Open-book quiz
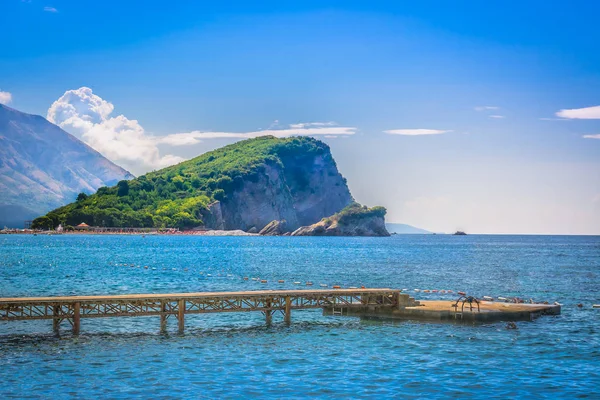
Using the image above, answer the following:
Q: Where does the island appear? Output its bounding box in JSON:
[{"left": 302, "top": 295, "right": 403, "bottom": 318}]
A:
[{"left": 31, "top": 136, "right": 390, "bottom": 236}]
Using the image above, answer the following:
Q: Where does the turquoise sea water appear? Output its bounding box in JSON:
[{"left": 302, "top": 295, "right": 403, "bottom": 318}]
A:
[{"left": 0, "top": 234, "right": 599, "bottom": 398}]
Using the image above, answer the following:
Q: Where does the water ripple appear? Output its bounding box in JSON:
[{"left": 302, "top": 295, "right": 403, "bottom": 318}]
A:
[{"left": 1, "top": 235, "right": 599, "bottom": 398}]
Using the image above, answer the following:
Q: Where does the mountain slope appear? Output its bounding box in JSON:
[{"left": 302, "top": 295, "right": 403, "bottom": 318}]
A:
[
  {"left": 0, "top": 104, "right": 134, "bottom": 227},
  {"left": 35, "top": 136, "right": 355, "bottom": 231},
  {"left": 386, "top": 223, "right": 431, "bottom": 234}
]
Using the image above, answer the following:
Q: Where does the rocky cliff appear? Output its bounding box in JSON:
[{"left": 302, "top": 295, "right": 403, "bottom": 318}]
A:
[
  {"left": 291, "top": 203, "right": 390, "bottom": 236},
  {"left": 216, "top": 150, "right": 352, "bottom": 231},
  {"left": 0, "top": 104, "right": 134, "bottom": 227}
]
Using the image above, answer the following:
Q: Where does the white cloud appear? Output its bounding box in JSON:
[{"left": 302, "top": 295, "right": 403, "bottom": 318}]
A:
[
  {"left": 156, "top": 154, "right": 186, "bottom": 168},
  {"left": 157, "top": 124, "right": 356, "bottom": 146},
  {"left": 474, "top": 106, "right": 499, "bottom": 112},
  {"left": 43, "top": 6, "right": 57, "bottom": 12},
  {"left": 383, "top": 129, "right": 450, "bottom": 136},
  {"left": 289, "top": 122, "right": 336, "bottom": 129},
  {"left": 489, "top": 115, "right": 505, "bottom": 119},
  {"left": 556, "top": 105, "right": 600, "bottom": 119},
  {"left": 583, "top": 134, "right": 600, "bottom": 139},
  {"left": 47, "top": 87, "right": 184, "bottom": 175},
  {"left": 47, "top": 87, "right": 356, "bottom": 174},
  {"left": 539, "top": 117, "right": 570, "bottom": 121},
  {"left": 0, "top": 90, "right": 12, "bottom": 105}
]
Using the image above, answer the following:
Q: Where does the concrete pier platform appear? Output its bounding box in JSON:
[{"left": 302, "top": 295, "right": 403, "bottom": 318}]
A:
[{"left": 325, "top": 299, "right": 561, "bottom": 323}]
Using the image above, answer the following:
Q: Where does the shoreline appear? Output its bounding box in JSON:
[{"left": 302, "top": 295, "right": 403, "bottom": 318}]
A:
[
  {"left": 0, "top": 229, "right": 258, "bottom": 236},
  {"left": 3, "top": 230, "right": 599, "bottom": 237}
]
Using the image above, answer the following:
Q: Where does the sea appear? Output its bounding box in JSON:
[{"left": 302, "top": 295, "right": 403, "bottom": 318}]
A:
[{"left": 0, "top": 234, "right": 599, "bottom": 399}]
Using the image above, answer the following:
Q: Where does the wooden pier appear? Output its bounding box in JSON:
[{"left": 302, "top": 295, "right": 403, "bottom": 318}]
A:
[{"left": 0, "top": 289, "right": 402, "bottom": 334}]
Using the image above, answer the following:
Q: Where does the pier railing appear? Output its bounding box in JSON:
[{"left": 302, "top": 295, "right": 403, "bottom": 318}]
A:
[{"left": 0, "top": 289, "right": 400, "bottom": 334}]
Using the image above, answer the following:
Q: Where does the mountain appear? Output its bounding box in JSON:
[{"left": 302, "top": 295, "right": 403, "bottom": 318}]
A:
[
  {"left": 33, "top": 136, "right": 371, "bottom": 232},
  {"left": 385, "top": 223, "right": 431, "bottom": 234},
  {"left": 0, "top": 104, "right": 134, "bottom": 227}
]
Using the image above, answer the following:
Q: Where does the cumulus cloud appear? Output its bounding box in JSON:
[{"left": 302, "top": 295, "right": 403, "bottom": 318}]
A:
[
  {"left": 157, "top": 124, "right": 356, "bottom": 146},
  {"left": 474, "top": 106, "right": 499, "bottom": 112},
  {"left": 47, "top": 87, "right": 357, "bottom": 174},
  {"left": 583, "top": 134, "right": 600, "bottom": 139},
  {"left": 383, "top": 129, "right": 450, "bottom": 136},
  {"left": 0, "top": 91, "right": 12, "bottom": 105},
  {"left": 47, "top": 87, "right": 184, "bottom": 175},
  {"left": 43, "top": 6, "right": 57, "bottom": 12},
  {"left": 556, "top": 105, "right": 600, "bottom": 119}
]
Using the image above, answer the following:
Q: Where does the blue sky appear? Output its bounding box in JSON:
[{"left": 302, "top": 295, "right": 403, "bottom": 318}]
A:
[{"left": 1, "top": 0, "right": 599, "bottom": 234}]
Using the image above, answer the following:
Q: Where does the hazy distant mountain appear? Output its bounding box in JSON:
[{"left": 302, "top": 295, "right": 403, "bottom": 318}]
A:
[
  {"left": 0, "top": 104, "right": 134, "bottom": 227},
  {"left": 386, "top": 223, "right": 431, "bottom": 234}
]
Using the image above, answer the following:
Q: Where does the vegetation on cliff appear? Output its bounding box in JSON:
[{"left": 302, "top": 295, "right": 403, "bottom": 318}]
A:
[
  {"left": 333, "top": 203, "right": 386, "bottom": 225},
  {"left": 32, "top": 136, "right": 338, "bottom": 230}
]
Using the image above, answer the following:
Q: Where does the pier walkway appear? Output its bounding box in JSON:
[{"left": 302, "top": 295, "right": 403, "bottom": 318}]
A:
[{"left": 0, "top": 288, "right": 403, "bottom": 334}]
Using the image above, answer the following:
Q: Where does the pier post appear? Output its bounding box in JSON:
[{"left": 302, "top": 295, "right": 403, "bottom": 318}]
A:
[
  {"left": 265, "top": 298, "right": 272, "bottom": 326},
  {"left": 393, "top": 292, "right": 400, "bottom": 309},
  {"left": 361, "top": 294, "right": 369, "bottom": 305},
  {"left": 160, "top": 301, "right": 167, "bottom": 332},
  {"left": 52, "top": 305, "right": 60, "bottom": 334},
  {"left": 178, "top": 299, "right": 185, "bottom": 334},
  {"left": 72, "top": 302, "right": 80, "bottom": 335},
  {"left": 284, "top": 296, "right": 291, "bottom": 325}
]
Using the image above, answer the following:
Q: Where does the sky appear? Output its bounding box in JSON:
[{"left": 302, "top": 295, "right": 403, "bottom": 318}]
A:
[{"left": 1, "top": 0, "right": 600, "bottom": 234}]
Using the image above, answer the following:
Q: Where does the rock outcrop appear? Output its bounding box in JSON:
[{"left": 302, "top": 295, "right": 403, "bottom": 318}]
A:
[
  {"left": 291, "top": 204, "right": 390, "bottom": 237},
  {"left": 259, "top": 220, "right": 288, "bottom": 235}
]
